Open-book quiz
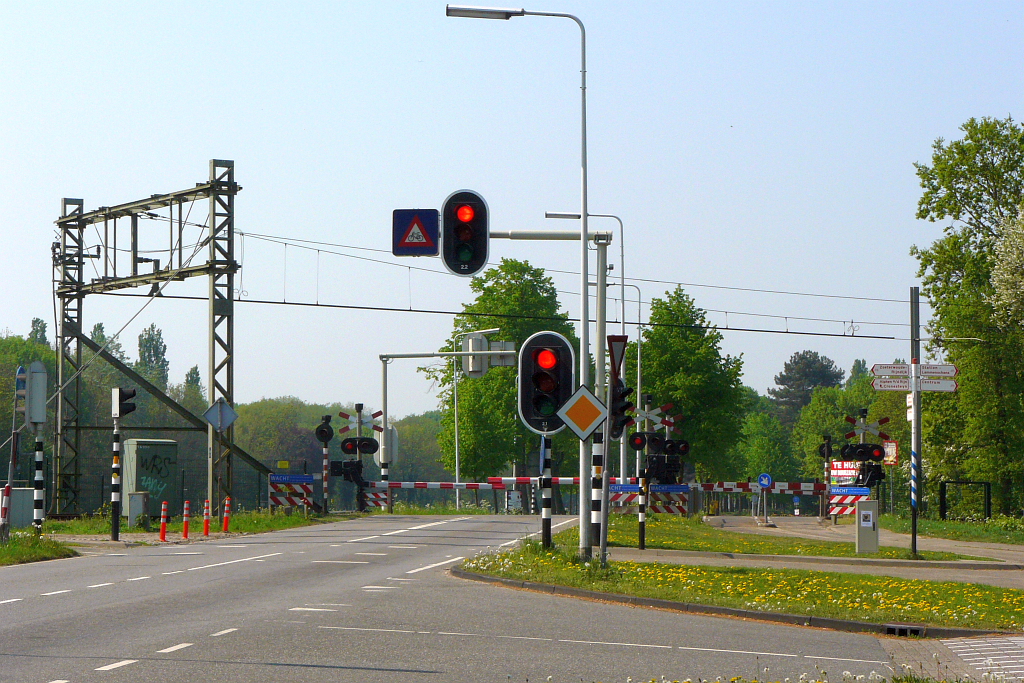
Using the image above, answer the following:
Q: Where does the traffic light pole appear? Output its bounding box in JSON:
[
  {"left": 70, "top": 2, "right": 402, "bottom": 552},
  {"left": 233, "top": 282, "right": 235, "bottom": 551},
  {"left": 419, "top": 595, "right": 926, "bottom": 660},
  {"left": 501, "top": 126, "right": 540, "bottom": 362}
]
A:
[
  {"left": 111, "top": 416, "right": 121, "bottom": 542},
  {"left": 910, "top": 287, "right": 921, "bottom": 557},
  {"left": 540, "top": 436, "right": 552, "bottom": 548}
]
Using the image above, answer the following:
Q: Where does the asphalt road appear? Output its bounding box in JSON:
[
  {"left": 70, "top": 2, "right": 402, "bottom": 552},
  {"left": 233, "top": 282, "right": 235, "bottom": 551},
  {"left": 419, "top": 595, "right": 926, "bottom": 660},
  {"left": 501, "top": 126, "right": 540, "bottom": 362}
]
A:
[{"left": 1, "top": 515, "right": 897, "bottom": 683}]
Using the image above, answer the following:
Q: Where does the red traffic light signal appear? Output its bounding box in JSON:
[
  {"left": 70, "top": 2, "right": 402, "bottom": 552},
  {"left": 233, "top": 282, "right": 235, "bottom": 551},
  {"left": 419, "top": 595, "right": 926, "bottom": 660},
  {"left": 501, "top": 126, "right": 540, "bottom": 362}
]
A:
[
  {"left": 442, "top": 190, "right": 488, "bottom": 277},
  {"left": 518, "top": 331, "right": 575, "bottom": 435},
  {"left": 628, "top": 432, "right": 647, "bottom": 451}
]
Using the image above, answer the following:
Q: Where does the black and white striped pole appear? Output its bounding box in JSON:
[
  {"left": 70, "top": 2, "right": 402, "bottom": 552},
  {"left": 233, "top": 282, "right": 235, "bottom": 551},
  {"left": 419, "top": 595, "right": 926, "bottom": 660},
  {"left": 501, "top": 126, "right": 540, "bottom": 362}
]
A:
[
  {"left": 590, "top": 432, "right": 603, "bottom": 547},
  {"left": 540, "top": 436, "right": 552, "bottom": 548},
  {"left": 638, "top": 468, "right": 646, "bottom": 550},
  {"left": 111, "top": 388, "right": 136, "bottom": 542},
  {"left": 33, "top": 431, "right": 43, "bottom": 535}
]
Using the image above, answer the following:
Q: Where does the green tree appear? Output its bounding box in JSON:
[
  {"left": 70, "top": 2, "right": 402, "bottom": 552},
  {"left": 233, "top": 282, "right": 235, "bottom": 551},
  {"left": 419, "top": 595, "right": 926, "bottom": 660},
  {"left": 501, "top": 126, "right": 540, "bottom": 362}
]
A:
[
  {"left": 911, "top": 116, "right": 1024, "bottom": 515},
  {"left": 636, "top": 286, "right": 745, "bottom": 480},
  {"left": 29, "top": 318, "right": 48, "bottom": 347},
  {"left": 737, "top": 412, "right": 795, "bottom": 482},
  {"left": 791, "top": 386, "right": 863, "bottom": 479},
  {"left": 432, "top": 259, "right": 579, "bottom": 484},
  {"left": 136, "top": 323, "right": 169, "bottom": 389},
  {"left": 768, "top": 351, "right": 845, "bottom": 429},
  {"left": 847, "top": 359, "right": 868, "bottom": 386}
]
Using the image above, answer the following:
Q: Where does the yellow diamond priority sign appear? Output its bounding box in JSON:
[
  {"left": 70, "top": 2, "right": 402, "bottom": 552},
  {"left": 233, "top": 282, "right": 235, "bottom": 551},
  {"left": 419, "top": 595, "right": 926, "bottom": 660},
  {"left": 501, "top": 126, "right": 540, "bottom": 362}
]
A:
[{"left": 556, "top": 385, "right": 607, "bottom": 441}]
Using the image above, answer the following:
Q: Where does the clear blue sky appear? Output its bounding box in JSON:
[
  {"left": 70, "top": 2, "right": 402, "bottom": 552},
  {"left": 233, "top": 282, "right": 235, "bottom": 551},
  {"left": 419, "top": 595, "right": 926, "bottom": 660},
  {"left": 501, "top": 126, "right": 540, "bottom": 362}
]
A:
[{"left": 2, "top": 1, "right": 1021, "bottom": 418}]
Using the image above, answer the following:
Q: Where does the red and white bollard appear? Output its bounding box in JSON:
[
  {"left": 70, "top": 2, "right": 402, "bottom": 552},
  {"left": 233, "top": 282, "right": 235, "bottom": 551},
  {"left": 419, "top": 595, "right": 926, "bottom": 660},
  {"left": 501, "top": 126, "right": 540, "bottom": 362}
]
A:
[
  {"left": 203, "top": 499, "right": 210, "bottom": 537},
  {"left": 0, "top": 485, "right": 10, "bottom": 528},
  {"left": 182, "top": 500, "right": 190, "bottom": 540},
  {"left": 159, "top": 501, "right": 168, "bottom": 542},
  {"left": 222, "top": 496, "right": 231, "bottom": 533}
]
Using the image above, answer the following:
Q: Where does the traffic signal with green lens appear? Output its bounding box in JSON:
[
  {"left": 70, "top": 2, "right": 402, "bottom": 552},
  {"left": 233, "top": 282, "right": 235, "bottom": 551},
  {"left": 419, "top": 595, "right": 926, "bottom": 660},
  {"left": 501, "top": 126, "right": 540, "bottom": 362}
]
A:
[
  {"left": 442, "top": 190, "right": 488, "bottom": 277},
  {"left": 517, "top": 331, "right": 575, "bottom": 435}
]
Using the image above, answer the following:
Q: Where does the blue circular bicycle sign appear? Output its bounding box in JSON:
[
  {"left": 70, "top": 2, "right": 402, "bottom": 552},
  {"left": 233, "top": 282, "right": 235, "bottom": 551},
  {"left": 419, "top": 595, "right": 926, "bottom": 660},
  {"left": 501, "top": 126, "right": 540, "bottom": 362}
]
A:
[{"left": 757, "top": 473, "right": 772, "bottom": 489}]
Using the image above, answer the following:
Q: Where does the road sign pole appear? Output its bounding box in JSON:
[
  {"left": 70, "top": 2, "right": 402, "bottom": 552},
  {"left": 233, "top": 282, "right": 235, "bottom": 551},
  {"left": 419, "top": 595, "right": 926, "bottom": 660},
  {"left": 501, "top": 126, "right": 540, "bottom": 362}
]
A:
[
  {"left": 541, "top": 436, "right": 552, "bottom": 548},
  {"left": 911, "top": 287, "right": 921, "bottom": 556}
]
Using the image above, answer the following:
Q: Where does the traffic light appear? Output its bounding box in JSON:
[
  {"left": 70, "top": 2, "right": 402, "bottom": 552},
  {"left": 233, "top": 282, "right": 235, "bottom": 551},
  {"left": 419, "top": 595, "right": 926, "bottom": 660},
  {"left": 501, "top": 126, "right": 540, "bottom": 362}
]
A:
[
  {"left": 818, "top": 435, "right": 832, "bottom": 459},
  {"left": 645, "top": 454, "right": 681, "bottom": 484},
  {"left": 315, "top": 415, "right": 334, "bottom": 445},
  {"left": 517, "top": 331, "right": 575, "bottom": 435},
  {"left": 608, "top": 378, "right": 635, "bottom": 440},
  {"left": 341, "top": 437, "right": 378, "bottom": 455},
  {"left": 842, "top": 443, "right": 884, "bottom": 462},
  {"left": 111, "top": 387, "right": 136, "bottom": 419},
  {"left": 442, "top": 190, "right": 488, "bottom": 277},
  {"left": 330, "top": 458, "right": 365, "bottom": 483},
  {"left": 627, "top": 432, "right": 647, "bottom": 451},
  {"left": 857, "top": 462, "right": 885, "bottom": 488}
]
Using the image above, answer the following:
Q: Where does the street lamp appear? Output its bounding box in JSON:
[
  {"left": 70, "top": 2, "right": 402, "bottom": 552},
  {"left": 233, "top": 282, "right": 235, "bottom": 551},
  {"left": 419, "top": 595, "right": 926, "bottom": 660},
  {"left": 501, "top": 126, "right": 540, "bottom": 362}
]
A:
[
  {"left": 451, "top": 4, "right": 591, "bottom": 558},
  {"left": 452, "top": 327, "right": 500, "bottom": 509}
]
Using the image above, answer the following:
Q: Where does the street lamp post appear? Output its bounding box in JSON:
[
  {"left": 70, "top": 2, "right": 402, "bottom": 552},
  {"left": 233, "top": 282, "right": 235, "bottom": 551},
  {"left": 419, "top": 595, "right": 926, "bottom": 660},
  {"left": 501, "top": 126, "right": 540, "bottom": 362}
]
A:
[
  {"left": 452, "top": 328, "right": 500, "bottom": 510},
  {"left": 448, "top": 4, "right": 592, "bottom": 558}
]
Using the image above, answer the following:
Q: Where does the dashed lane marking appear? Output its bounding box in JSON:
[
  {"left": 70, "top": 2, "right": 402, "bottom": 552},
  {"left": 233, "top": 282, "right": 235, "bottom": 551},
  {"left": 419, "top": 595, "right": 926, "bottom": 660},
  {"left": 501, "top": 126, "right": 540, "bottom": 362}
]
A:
[
  {"left": 0, "top": 598, "right": 23, "bottom": 604},
  {"left": 386, "top": 577, "right": 416, "bottom": 581},
  {"left": 290, "top": 607, "right": 338, "bottom": 612},
  {"left": 320, "top": 626, "right": 416, "bottom": 634},
  {"left": 41, "top": 590, "right": 71, "bottom": 596},
  {"left": 558, "top": 638, "right": 673, "bottom": 649},
  {"left": 346, "top": 536, "right": 380, "bottom": 543},
  {"left": 217, "top": 545, "right": 247, "bottom": 548},
  {"left": 47, "top": 679, "right": 70, "bottom": 682},
  {"left": 95, "top": 660, "right": 137, "bottom": 671},
  {"left": 162, "top": 571, "right": 185, "bottom": 575},
  {"left": 156, "top": 643, "right": 193, "bottom": 653},
  {"left": 127, "top": 576, "right": 150, "bottom": 582},
  {"left": 406, "top": 556, "right": 464, "bottom": 574},
  {"left": 362, "top": 586, "right": 397, "bottom": 589},
  {"left": 356, "top": 552, "right": 387, "bottom": 556},
  {"left": 187, "top": 552, "right": 282, "bottom": 571},
  {"left": 382, "top": 529, "right": 409, "bottom": 536},
  {"left": 210, "top": 628, "right": 238, "bottom": 637},
  {"left": 312, "top": 560, "right": 369, "bottom": 564},
  {"left": 388, "top": 545, "right": 418, "bottom": 549},
  {"left": 679, "top": 646, "right": 799, "bottom": 658},
  {"left": 88, "top": 583, "right": 113, "bottom": 588},
  {"left": 803, "top": 655, "right": 888, "bottom": 664},
  {"left": 408, "top": 520, "right": 449, "bottom": 530}
]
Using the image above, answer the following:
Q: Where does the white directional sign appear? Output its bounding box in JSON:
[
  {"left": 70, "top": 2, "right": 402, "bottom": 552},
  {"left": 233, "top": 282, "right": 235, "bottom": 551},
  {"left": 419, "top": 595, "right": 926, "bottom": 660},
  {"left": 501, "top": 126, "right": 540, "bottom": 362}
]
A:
[
  {"left": 870, "top": 363, "right": 958, "bottom": 378},
  {"left": 872, "top": 377, "right": 958, "bottom": 393}
]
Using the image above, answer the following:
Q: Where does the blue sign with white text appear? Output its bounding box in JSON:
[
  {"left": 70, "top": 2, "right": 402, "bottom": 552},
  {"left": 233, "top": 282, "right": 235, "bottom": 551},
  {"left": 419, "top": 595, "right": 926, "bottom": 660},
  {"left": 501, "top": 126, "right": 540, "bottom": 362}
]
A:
[
  {"left": 610, "top": 484, "right": 640, "bottom": 493},
  {"left": 269, "top": 474, "right": 315, "bottom": 485},
  {"left": 830, "top": 486, "right": 870, "bottom": 496},
  {"left": 649, "top": 484, "right": 690, "bottom": 493},
  {"left": 393, "top": 209, "right": 439, "bottom": 256}
]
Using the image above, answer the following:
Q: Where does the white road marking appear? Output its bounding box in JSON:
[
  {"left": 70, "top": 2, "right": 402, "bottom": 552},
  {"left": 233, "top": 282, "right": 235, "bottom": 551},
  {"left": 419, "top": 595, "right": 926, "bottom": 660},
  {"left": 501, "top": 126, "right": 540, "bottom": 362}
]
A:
[
  {"left": 439, "top": 631, "right": 476, "bottom": 637},
  {"left": 679, "top": 646, "right": 799, "bottom": 658},
  {"left": 347, "top": 535, "right": 380, "bottom": 542},
  {"left": 560, "top": 638, "right": 672, "bottom": 649},
  {"left": 188, "top": 552, "right": 282, "bottom": 571},
  {"left": 126, "top": 576, "right": 150, "bottom": 582},
  {"left": 173, "top": 552, "right": 202, "bottom": 555},
  {"left": 292, "top": 551, "right": 306, "bottom": 554},
  {"left": 95, "top": 660, "right": 137, "bottom": 671},
  {"left": 406, "top": 556, "right": 464, "bottom": 574},
  {"left": 88, "top": 583, "right": 113, "bottom": 588},
  {"left": 362, "top": 585, "right": 397, "bottom": 589},
  {"left": 41, "top": 590, "right": 71, "bottom": 596},
  {"left": 803, "top": 655, "right": 887, "bottom": 664},
  {"left": 319, "top": 626, "right": 415, "bottom": 634},
  {"left": 386, "top": 577, "right": 416, "bottom": 581},
  {"left": 47, "top": 679, "right": 70, "bottom": 682},
  {"left": 105, "top": 553, "right": 127, "bottom": 556},
  {"left": 356, "top": 552, "right": 387, "bottom": 556},
  {"left": 162, "top": 570, "right": 185, "bottom": 575},
  {"left": 290, "top": 607, "right": 337, "bottom": 612},
  {"left": 388, "top": 545, "right": 418, "bottom": 549},
  {"left": 156, "top": 643, "right": 193, "bottom": 653},
  {"left": 0, "top": 598, "right": 23, "bottom": 604},
  {"left": 210, "top": 628, "right": 238, "bottom": 637},
  {"left": 312, "top": 560, "right": 368, "bottom": 564},
  {"left": 382, "top": 529, "right": 408, "bottom": 536},
  {"left": 408, "top": 520, "right": 449, "bottom": 530},
  {"left": 496, "top": 634, "right": 552, "bottom": 641},
  {"left": 306, "top": 603, "right": 351, "bottom": 607}
]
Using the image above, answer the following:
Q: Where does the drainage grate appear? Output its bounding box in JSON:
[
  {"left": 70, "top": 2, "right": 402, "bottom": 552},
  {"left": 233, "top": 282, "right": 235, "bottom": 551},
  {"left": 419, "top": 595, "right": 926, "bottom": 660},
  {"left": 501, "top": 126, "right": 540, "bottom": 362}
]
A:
[{"left": 885, "top": 624, "right": 924, "bottom": 637}]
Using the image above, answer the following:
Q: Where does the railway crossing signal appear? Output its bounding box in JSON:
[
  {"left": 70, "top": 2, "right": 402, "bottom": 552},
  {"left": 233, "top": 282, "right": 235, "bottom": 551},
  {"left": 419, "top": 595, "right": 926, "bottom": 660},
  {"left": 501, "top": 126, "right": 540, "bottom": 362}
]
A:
[
  {"left": 626, "top": 431, "right": 688, "bottom": 456},
  {"left": 341, "top": 437, "right": 379, "bottom": 456},
  {"left": 818, "top": 434, "right": 832, "bottom": 459},
  {"left": 441, "top": 190, "right": 488, "bottom": 277},
  {"left": 315, "top": 415, "right": 334, "bottom": 444}
]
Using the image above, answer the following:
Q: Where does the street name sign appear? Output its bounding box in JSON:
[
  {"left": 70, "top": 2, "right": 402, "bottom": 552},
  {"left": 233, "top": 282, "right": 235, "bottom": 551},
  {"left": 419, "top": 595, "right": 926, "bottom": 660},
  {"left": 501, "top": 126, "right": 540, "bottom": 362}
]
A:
[
  {"left": 555, "top": 385, "right": 606, "bottom": 441},
  {"left": 871, "top": 377, "right": 958, "bottom": 392},
  {"left": 392, "top": 209, "right": 439, "bottom": 256},
  {"left": 870, "top": 363, "right": 958, "bottom": 378}
]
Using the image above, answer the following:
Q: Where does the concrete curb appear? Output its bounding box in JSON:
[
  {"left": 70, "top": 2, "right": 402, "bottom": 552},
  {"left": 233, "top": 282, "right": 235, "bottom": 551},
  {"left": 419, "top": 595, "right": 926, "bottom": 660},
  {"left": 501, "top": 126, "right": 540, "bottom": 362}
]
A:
[
  {"left": 449, "top": 566, "right": 1006, "bottom": 639},
  {"left": 609, "top": 548, "right": 1024, "bottom": 570}
]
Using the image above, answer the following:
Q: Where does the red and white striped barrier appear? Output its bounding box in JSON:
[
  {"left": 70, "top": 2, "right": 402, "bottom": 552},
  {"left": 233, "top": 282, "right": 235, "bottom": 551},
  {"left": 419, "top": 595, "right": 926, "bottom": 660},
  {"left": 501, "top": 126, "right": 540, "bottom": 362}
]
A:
[
  {"left": 486, "top": 477, "right": 635, "bottom": 486},
  {"left": 829, "top": 494, "right": 869, "bottom": 516},
  {"left": 159, "top": 500, "right": 168, "bottom": 542},
  {"left": 270, "top": 483, "right": 312, "bottom": 508},
  {"left": 698, "top": 482, "right": 826, "bottom": 494},
  {"left": 610, "top": 493, "right": 640, "bottom": 504},
  {"left": 648, "top": 491, "right": 688, "bottom": 514},
  {"left": 648, "top": 504, "right": 687, "bottom": 514},
  {"left": 365, "top": 491, "right": 387, "bottom": 508},
  {"left": 368, "top": 481, "right": 507, "bottom": 490}
]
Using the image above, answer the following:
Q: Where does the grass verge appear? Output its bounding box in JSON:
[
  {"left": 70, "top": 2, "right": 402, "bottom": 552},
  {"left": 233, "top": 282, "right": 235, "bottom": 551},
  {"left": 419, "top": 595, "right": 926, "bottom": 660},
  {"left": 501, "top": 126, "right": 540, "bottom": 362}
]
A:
[
  {"left": 881, "top": 514, "right": 1024, "bottom": 546},
  {"left": 461, "top": 535, "right": 1024, "bottom": 631},
  {"left": 0, "top": 532, "right": 76, "bottom": 566},
  {"left": 608, "top": 514, "right": 969, "bottom": 561}
]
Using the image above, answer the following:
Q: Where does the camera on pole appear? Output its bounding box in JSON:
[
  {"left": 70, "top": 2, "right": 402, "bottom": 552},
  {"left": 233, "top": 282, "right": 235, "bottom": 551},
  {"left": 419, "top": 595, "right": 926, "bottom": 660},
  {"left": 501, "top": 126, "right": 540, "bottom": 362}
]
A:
[
  {"left": 517, "top": 331, "right": 575, "bottom": 435},
  {"left": 441, "top": 190, "right": 488, "bottom": 277}
]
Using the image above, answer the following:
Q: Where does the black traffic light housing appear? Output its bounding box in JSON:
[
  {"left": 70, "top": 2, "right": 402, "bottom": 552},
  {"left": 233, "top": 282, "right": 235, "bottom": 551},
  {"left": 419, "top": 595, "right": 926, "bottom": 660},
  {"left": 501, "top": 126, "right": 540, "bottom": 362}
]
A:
[
  {"left": 517, "top": 331, "right": 575, "bottom": 435},
  {"left": 442, "top": 190, "right": 488, "bottom": 277},
  {"left": 857, "top": 462, "right": 885, "bottom": 488},
  {"left": 626, "top": 431, "right": 688, "bottom": 457},
  {"left": 818, "top": 434, "right": 832, "bottom": 459},
  {"left": 315, "top": 415, "right": 334, "bottom": 445},
  {"left": 341, "top": 437, "right": 379, "bottom": 456},
  {"left": 111, "top": 387, "right": 136, "bottom": 419},
  {"left": 608, "top": 378, "right": 635, "bottom": 440}
]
